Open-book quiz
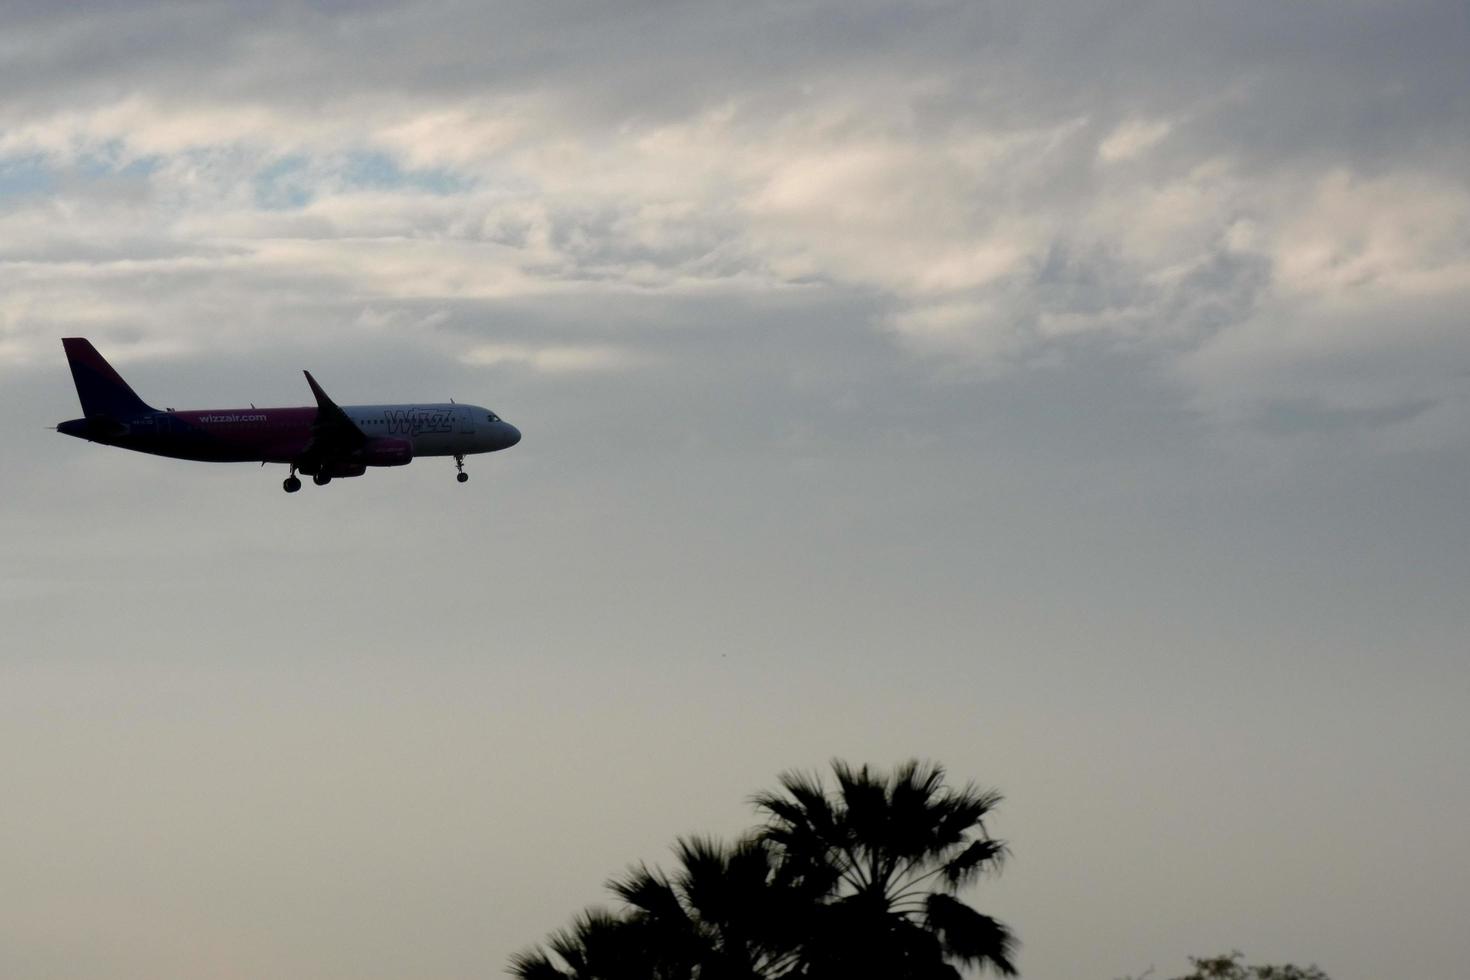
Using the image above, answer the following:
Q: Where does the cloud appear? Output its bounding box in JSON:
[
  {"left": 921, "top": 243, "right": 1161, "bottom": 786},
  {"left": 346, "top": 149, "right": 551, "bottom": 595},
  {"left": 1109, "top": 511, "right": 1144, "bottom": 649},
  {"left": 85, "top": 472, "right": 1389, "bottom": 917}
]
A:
[
  {"left": 1, "top": 1, "right": 1466, "bottom": 447},
  {"left": 459, "top": 342, "right": 644, "bottom": 374},
  {"left": 1253, "top": 396, "right": 1439, "bottom": 436},
  {"left": 1097, "top": 117, "right": 1173, "bottom": 163}
]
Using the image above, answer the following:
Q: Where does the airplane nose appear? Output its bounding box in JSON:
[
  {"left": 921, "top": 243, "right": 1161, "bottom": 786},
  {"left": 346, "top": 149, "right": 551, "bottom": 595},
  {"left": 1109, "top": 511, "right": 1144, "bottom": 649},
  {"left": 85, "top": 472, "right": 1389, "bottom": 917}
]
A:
[{"left": 501, "top": 422, "right": 521, "bottom": 448}]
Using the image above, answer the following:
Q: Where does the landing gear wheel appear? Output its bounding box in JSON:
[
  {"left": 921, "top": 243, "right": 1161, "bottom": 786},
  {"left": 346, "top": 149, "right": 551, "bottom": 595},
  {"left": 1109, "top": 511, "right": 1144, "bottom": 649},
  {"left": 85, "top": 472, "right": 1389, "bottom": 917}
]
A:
[
  {"left": 454, "top": 454, "right": 468, "bottom": 484},
  {"left": 283, "top": 476, "right": 301, "bottom": 493},
  {"left": 313, "top": 473, "right": 332, "bottom": 486},
  {"left": 457, "top": 472, "right": 469, "bottom": 483}
]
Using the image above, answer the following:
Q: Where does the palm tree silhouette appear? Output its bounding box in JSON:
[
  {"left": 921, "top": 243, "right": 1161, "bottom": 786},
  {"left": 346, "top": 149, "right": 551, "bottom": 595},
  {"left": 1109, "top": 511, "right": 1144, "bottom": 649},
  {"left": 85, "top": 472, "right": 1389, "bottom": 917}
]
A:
[
  {"left": 507, "top": 908, "right": 662, "bottom": 980},
  {"left": 752, "top": 759, "right": 1017, "bottom": 978},
  {"left": 508, "top": 760, "right": 1015, "bottom": 980},
  {"left": 510, "top": 837, "right": 811, "bottom": 980},
  {"left": 608, "top": 835, "right": 818, "bottom": 980}
]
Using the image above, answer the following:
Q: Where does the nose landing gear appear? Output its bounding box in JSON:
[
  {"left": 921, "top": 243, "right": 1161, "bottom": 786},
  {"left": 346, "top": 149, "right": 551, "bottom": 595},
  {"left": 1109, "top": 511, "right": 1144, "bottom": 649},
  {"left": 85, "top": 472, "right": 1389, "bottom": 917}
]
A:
[
  {"left": 283, "top": 464, "right": 301, "bottom": 493},
  {"left": 454, "top": 454, "right": 469, "bottom": 483},
  {"left": 313, "top": 472, "right": 332, "bottom": 486}
]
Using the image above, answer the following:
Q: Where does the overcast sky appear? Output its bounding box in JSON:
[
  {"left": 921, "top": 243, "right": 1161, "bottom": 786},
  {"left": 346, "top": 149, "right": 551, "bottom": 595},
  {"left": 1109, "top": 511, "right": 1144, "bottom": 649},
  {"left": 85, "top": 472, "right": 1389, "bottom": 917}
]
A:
[{"left": 2, "top": 2, "right": 1468, "bottom": 978}]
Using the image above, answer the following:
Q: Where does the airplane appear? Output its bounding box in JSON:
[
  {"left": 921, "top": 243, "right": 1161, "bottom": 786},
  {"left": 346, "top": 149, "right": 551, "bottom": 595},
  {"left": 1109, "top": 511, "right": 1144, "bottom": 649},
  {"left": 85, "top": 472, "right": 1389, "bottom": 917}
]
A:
[{"left": 55, "top": 337, "right": 521, "bottom": 492}]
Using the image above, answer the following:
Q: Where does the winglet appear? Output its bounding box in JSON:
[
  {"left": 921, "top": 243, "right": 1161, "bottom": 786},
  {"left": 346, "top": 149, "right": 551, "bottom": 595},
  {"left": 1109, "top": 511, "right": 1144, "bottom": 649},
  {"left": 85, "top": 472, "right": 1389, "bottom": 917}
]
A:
[
  {"left": 303, "top": 370, "right": 338, "bottom": 412},
  {"left": 302, "top": 370, "right": 368, "bottom": 447}
]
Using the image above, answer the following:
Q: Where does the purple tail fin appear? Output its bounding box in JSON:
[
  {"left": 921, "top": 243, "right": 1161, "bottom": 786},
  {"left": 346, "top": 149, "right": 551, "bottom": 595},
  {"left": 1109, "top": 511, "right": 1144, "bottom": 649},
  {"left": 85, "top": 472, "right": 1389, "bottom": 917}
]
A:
[{"left": 61, "top": 338, "right": 156, "bottom": 419}]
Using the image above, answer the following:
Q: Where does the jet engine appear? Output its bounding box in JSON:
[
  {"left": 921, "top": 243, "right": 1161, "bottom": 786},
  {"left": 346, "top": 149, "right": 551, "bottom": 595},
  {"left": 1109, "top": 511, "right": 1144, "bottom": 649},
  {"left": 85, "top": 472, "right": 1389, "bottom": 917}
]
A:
[{"left": 360, "top": 437, "right": 414, "bottom": 467}]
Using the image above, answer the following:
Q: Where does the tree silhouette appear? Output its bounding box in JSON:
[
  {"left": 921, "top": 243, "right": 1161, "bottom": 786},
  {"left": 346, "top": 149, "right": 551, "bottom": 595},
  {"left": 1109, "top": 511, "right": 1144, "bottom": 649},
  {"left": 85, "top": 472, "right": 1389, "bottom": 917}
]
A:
[
  {"left": 508, "top": 760, "right": 1016, "bottom": 980},
  {"left": 608, "top": 835, "right": 819, "bottom": 980},
  {"left": 507, "top": 908, "right": 665, "bottom": 980},
  {"left": 752, "top": 760, "right": 1017, "bottom": 979},
  {"left": 1167, "top": 952, "right": 1330, "bottom": 980},
  {"left": 509, "top": 836, "right": 812, "bottom": 980}
]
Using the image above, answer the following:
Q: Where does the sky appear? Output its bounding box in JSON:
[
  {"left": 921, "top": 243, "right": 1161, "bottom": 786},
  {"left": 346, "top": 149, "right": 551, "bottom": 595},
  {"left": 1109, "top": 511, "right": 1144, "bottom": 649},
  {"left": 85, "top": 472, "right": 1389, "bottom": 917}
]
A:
[{"left": 2, "top": 2, "right": 1468, "bottom": 977}]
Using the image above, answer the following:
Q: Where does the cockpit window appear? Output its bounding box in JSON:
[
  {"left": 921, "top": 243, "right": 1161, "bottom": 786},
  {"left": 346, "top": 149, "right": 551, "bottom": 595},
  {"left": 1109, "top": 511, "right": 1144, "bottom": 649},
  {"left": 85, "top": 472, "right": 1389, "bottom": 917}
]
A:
[{"left": 486, "top": 412, "right": 500, "bottom": 422}]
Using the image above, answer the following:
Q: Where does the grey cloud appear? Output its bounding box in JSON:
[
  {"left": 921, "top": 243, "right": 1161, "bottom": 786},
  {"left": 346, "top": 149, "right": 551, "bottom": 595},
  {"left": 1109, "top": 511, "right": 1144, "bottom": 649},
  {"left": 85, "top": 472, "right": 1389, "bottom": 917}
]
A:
[
  {"left": 1255, "top": 396, "right": 1439, "bottom": 436},
  {"left": 3, "top": 2, "right": 1462, "bottom": 147},
  {"left": 1018, "top": 238, "right": 1273, "bottom": 348}
]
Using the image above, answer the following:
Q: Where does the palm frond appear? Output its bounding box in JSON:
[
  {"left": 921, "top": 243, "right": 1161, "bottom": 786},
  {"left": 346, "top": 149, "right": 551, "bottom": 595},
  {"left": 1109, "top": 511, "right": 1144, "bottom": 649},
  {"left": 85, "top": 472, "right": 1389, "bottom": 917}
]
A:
[
  {"left": 924, "top": 893, "right": 1019, "bottom": 976},
  {"left": 505, "top": 949, "right": 570, "bottom": 980},
  {"left": 940, "top": 837, "right": 1009, "bottom": 889},
  {"left": 608, "top": 863, "right": 687, "bottom": 923}
]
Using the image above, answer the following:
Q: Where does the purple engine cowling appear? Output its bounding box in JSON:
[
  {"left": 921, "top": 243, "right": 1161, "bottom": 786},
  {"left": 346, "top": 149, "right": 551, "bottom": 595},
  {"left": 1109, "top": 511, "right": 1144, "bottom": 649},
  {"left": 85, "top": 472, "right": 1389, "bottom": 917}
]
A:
[
  {"left": 307, "top": 437, "right": 413, "bottom": 478},
  {"left": 360, "top": 437, "right": 414, "bottom": 467}
]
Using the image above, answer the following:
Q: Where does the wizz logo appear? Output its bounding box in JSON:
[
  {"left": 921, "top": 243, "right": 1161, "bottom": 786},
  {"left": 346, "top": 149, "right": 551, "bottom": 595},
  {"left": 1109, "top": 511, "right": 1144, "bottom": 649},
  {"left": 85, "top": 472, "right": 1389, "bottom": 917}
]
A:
[{"left": 384, "top": 409, "right": 454, "bottom": 435}]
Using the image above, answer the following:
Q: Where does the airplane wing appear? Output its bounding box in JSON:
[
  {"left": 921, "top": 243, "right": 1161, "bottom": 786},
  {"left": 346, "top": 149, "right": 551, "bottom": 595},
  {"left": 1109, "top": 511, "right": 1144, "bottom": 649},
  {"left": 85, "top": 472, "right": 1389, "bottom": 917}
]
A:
[{"left": 300, "top": 370, "right": 368, "bottom": 461}]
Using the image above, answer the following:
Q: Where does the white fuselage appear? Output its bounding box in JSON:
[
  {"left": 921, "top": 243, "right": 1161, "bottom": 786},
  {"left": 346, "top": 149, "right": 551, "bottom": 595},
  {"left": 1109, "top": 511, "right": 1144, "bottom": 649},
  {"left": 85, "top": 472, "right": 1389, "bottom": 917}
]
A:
[{"left": 343, "top": 403, "right": 520, "bottom": 457}]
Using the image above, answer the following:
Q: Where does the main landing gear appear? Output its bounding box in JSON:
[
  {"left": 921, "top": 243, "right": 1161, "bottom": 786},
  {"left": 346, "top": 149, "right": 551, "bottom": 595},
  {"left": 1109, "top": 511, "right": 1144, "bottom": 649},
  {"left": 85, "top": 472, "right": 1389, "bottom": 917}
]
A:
[
  {"left": 280, "top": 463, "right": 327, "bottom": 491},
  {"left": 454, "top": 454, "right": 469, "bottom": 483}
]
